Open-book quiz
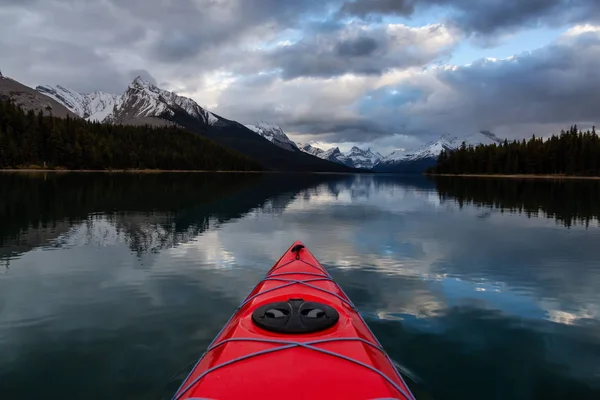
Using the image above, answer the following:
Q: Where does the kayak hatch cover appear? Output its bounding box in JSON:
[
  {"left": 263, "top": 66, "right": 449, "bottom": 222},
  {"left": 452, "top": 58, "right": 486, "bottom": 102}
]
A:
[{"left": 172, "top": 241, "right": 416, "bottom": 400}]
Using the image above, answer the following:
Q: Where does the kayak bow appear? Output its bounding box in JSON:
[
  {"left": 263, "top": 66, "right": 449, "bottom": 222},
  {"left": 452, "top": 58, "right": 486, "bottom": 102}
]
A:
[{"left": 173, "top": 241, "right": 416, "bottom": 400}]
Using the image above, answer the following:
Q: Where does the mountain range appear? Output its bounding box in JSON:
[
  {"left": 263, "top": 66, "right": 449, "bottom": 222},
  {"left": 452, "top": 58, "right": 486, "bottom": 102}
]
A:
[
  {"left": 257, "top": 126, "right": 504, "bottom": 172},
  {"left": 0, "top": 72, "right": 354, "bottom": 172},
  {"left": 373, "top": 132, "right": 504, "bottom": 172},
  {"left": 0, "top": 70, "right": 505, "bottom": 173}
]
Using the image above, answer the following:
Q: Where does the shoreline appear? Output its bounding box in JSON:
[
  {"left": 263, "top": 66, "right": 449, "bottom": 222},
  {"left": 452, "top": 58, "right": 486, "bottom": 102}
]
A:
[
  {"left": 0, "top": 169, "right": 360, "bottom": 175},
  {"left": 426, "top": 173, "right": 600, "bottom": 180},
  {"left": 0, "top": 169, "right": 265, "bottom": 173}
]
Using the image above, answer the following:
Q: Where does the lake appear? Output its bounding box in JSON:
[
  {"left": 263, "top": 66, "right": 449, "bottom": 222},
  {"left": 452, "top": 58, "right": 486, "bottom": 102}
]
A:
[{"left": 1, "top": 172, "right": 599, "bottom": 399}]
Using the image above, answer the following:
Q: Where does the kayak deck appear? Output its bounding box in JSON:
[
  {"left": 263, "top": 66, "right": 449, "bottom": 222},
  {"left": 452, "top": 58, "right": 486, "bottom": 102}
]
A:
[{"left": 173, "top": 242, "right": 415, "bottom": 400}]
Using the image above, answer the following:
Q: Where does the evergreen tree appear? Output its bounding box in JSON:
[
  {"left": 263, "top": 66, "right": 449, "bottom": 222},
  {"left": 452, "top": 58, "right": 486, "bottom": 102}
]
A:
[
  {"left": 0, "top": 99, "right": 262, "bottom": 171},
  {"left": 428, "top": 126, "right": 600, "bottom": 176}
]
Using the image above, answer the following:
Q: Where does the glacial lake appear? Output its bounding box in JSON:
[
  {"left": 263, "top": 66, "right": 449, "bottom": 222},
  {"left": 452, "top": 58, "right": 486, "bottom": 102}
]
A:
[{"left": 0, "top": 172, "right": 599, "bottom": 399}]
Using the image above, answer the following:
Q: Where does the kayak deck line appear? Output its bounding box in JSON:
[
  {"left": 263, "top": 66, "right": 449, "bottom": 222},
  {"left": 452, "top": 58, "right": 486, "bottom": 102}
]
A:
[
  {"left": 175, "top": 337, "right": 411, "bottom": 400},
  {"left": 172, "top": 242, "right": 417, "bottom": 400},
  {"left": 243, "top": 275, "right": 356, "bottom": 310}
]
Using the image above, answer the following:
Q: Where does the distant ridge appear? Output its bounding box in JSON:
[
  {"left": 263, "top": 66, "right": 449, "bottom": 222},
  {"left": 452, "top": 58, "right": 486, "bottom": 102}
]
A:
[{"left": 0, "top": 73, "right": 77, "bottom": 118}]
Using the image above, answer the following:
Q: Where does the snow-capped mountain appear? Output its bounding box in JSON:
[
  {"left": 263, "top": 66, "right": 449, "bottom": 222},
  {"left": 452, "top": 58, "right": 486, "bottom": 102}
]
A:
[
  {"left": 381, "top": 134, "right": 457, "bottom": 165},
  {"left": 242, "top": 123, "right": 379, "bottom": 168},
  {"left": 345, "top": 146, "right": 384, "bottom": 169},
  {"left": 297, "top": 143, "right": 382, "bottom": 169},
  {"left": 375, "top": 131, "right": 505, "bottom": 172},
  {"left": 319, "top": 147, "right": 351, "bottom": 166},
  {"left": 38, "top": 77, "right": 222, "bottom": 127},
  {"left": 245, "top": 122, "right": 299, "bottom": 152},
  {"left": 106, "top": 77, "right": 220, "bottom": 126},
  {"left": 36, "top": 85, "right": 118, "bottom": 122},
  {"left": 297, "top": 142, "right": 324, "bottom": 157}
]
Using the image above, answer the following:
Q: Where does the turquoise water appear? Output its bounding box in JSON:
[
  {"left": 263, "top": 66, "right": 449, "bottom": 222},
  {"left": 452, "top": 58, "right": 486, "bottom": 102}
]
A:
[{"left": 0, "top": 172, "right": 599, "bottom": 399}]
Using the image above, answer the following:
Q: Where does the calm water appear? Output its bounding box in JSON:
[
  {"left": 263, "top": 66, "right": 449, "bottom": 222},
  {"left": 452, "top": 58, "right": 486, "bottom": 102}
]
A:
[{"left": 1, "top": 172, "right": 599, "bottom": 399}]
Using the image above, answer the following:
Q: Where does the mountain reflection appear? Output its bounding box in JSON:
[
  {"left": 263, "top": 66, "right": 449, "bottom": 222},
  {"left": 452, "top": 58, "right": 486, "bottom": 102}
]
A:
[
  {"left": 4, "top": 173, "right": 600, "bottom": 260},
  {"left": 0, "top": 172, "right": 346, "bottom": 259}
]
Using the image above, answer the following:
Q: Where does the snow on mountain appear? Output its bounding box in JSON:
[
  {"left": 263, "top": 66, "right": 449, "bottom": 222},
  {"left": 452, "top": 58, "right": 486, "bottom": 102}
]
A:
[
  {"left": 38, "top": 77, "right": 224, "bottom": 129},
  {"left": 345, "top": 146, "right": 384, "bottom": 169},
  {"left": 36, "top": 85, "right": 118, "bottom": 122},
  {"left": 319, "top": 147, "right": 352, "bottom": 166},
  {"left": 243, "top": 126, "right": 381, "bottom": 168},
  {"left": 297, "top": 143, "right": 382, "bottom": 169},
  {"left": 297, "top": 142, "right": 324, "bottom": 157},
  {"left": 245, "top": 122, "right": 299, "bottom": 152},
  {"left": 380, "top": 132, "right": 505, "bottom": 166},
  {"left": 106, "top": 77, "right": 220, "bottom": 126},
  {"left": 381, "top": 135, "right": 456, "bottom": 164}
]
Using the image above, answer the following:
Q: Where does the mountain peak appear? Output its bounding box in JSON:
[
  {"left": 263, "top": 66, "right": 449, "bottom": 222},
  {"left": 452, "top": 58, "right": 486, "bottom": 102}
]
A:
[
  {"left": 296, "top": 143, "right": 382, "bottom": 169},
  {"left": 35, "top": 84, "right": 119, "bottom": 122},
  {"left": 246, "top": 122, "right": 299, "bottom": 152},
  {"left": 131, "top": 76, "right": 152, "bottom": 88},
  {"left": 297, "top": 142, "right": 325, "bottom": 157},
  {"left": 105, "top": 77, "right": 220, "bottom": 126}
]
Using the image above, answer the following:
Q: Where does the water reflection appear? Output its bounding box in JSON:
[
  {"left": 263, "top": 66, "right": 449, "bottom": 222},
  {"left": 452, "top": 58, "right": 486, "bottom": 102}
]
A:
[
  {"left": 0, "top": 172, "right": 599, "bottom": 399},
  {"left": 433, "top": 176, "right": 600, "bottom": 228},
  {"left": 0, "top": 172, "right": 343, "bottom": 258}
]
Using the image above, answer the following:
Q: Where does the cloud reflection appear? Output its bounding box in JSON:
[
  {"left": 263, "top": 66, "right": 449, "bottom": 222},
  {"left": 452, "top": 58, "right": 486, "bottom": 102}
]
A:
[{"left": 1, "top": 173, "right": 600, "bottom": 399}]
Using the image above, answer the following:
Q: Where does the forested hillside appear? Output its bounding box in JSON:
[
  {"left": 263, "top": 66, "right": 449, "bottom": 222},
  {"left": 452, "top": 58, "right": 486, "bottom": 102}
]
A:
[
  {"left": 0, "top": 99, "right": 262, "bottom": 171},
  {"left": 429, "top": 126, "right": 600, "bottom": 176}
]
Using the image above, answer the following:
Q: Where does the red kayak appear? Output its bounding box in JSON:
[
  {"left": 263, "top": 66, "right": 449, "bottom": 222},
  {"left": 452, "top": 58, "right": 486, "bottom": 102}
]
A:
[{"left": 173, "top": 241, "right": 416, "bottom": 400}]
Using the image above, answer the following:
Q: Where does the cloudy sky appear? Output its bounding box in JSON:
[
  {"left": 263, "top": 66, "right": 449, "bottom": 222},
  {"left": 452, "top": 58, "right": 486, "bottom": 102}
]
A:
[{"left": 2, "top": 0, "right": 600, "bottom": 153}]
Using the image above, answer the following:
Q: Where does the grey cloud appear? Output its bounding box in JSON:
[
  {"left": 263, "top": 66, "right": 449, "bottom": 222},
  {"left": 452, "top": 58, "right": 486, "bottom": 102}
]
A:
[
  {"left": 288, "top": 118, "right": 389, "bottom": 143},
  {"left": 438, "top": 36, "right": 600, "bottom": 124},
  {"left": 336, "top": 36, "right": 379, "bottom": 57},
  {"left": 340, "top": 0, "right": 600, "bottom": 36},
  {"left": 217, "top": 28, "right": 600, "bottom": 146},
  {"left": 130, "top": 0, "right": 337, "bottom": 63},
  {"left": 267, "top": 23, "right": 457, "bottom": 80},
  {"left": 0, "top": 0, "right": 454, "bottom": 95},
  {"left": 340, "top": 0, "right": 417, "bottom": 18},
  {"left": 447, "top": 0, "right": 598, "bottom": 36},
  {"left": 0, "top": 37, "right": 130, "bottom": 93},
  {"left": 0, "top": 0, "right": 148, "bottom": 92},
  {"left": 152, "top": 30, "right": 208, "bottom": 62},
  {"left": 236, "top": 73, "right": 279, "bottom": 89},
  {"left": 216, "top": 81, "right": 390, "bottom": 143},
  {"left": 366, "top": 31, "right": 600, "bottom": 140},
  {"left": 0, "top": 0, "right": 341, "bottom": 92},
  {"left": 4, "top": 0, "right": 600, "bottom": 149}
]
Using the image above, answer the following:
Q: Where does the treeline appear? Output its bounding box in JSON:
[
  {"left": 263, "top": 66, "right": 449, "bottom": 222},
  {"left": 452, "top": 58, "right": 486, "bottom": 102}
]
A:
[
  {"left": 429, "top": 125, "right": 600, "bottom": 176},
  {"left": 433, "top": 177, "right": 600, "bottom": 228},
  {"left": 0, "top": 99, "right": 262, "bottom": 171}
]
